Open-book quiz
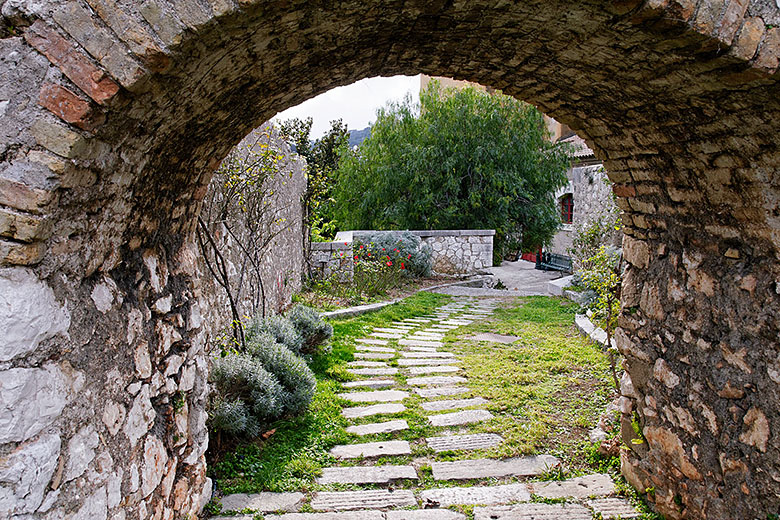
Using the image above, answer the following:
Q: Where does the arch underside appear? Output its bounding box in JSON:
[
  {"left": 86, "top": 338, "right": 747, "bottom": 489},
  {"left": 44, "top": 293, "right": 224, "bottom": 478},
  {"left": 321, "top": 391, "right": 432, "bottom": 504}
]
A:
[{"left": 1, "top": 1, "right": 779, "bottom": 519}]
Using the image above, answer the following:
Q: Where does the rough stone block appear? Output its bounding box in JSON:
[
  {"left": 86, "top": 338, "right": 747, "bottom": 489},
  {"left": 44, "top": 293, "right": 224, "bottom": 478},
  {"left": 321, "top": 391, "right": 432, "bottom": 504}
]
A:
[
  {"left": 385, "top": 510, "right": 466, "bottom": 519},
  {"left": 408, "top": 376, "right": 467, "bottom": 386},
  {"left": 473, "top": 503, "right": 592, "bottom": 519},
  {"left": 399, "top": 339, "right": 443, "bottom": 348},
  {"left": 397, "top": 358, "right": 457, "bottom": 366},
  {"left": 530, "top": 473, "right": 615, "bottom": 498},
  {"left": 329, "top": 440, "right": 411, "bottom": 459},
  {"left": 420, "top": 483, "right": 530, "bottom": 506},
  {"left": 0, "top": 433, "right": 61, "bottom": 515},
  {"left": 422, "top": 397, "right": 489, "bottom": 412},
  {"left": 342, "top": 379, "right": 395, "bottom": 389},
  {"left": 24, "top": 21, "right": 120, "bottom": 104},
  {"left": 407, "top": 365, "right": 461, "bottom": 375},
  {"left": 30, "top": 119, "right": 88, "bottom": 159},
  {"left": 0, "top": 267, "right": 70, "bottom": 362},
  {"left": 220, "top": 492, "right": 305, "bottom": 513},
  {"left": 348, "top": 360, "right": 389, "bottom": 367},
  {"left": 402, "top": 351, "right": 454, "bottom": 358},
  {"left": 342, "top": 403, "right": 405, "bottom": 418},
  {"left": 586, "top": 498, "right": 641, "bottom": 519},
  {"left": 338, "top": 391, "right": 408, "bottom": 403},
  {"left": 347, "top": 368, "right": 398, "bottom": 376},
  {"left": 311, "top": 490, "right": 417, "bottom": 511},
  {"left": 414, "top": 387, "right": 469, "bottom": 398},
  {"left": 356, "top": 338, "right": 390, "bottom": 346},
  {"left": 355, "top": 352, "right": 394, "bottom": 360},
  {"left": 426, "top": 433, "right": 504, "bottom": 452},
  {"left": 427, "top": 409, "right": 493, "bottom": 427},
  {"left": 431, "top": 455, "right": 560, "bottom": 480},
  {"left": 346, "top": 419, "right": 409, "bottom": 436},
  {"left": 317, "top": 465, "right": 417, "bottom": 484},
  {"left": 0, "top": 365, "right": 67, "bottom": 443},
  {"left": 265, "top": 513, "right": 383, "bottom": 520}
]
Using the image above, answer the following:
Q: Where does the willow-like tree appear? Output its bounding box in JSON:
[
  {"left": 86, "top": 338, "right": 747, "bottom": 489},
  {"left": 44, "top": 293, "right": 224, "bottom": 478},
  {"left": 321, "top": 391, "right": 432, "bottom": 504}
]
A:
[{"left": 334, "top": 81, "right": 572, "bottom": 262}]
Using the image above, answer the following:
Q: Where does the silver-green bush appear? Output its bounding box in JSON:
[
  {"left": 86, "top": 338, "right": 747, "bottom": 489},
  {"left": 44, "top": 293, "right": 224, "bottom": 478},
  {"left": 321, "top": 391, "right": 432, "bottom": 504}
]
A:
[
  {"left": 355, "top": 231, "right": 433, "bottom": 277},
  {"left": 246, "top": 314, "right": 305, "bottom": 355},
  {"left": 208, "top": 353, "right": 285, "bottom": 436},
  {"left": 247, "top": 332, "right": 316, "bottom": 415},
  {"left": 287, "top": 304, "right": 333, "bottom": 354}
]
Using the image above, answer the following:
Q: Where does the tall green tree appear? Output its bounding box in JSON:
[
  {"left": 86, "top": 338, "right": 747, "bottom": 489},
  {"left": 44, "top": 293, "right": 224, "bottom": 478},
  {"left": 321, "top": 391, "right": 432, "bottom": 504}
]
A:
[
  {"left": 334, "top": 82, "right": 572, "bottom": 262},
  {"left": 280, "top": 117, "right": 349, "bottom": 242}
]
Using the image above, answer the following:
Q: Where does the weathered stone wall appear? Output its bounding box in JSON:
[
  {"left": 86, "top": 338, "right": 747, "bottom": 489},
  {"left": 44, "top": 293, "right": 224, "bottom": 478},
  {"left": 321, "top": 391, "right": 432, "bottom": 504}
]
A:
[
  {"left": 329, "top": 230, "right": 495, "bottom": 277},
  {"left": 198, "top": 123, "right": 305, "bottom": 330},
  {"left": 310, "top": 241, "right": 353, "bottom": 281},
  {"left": 416, "top": 230, "right": 494, "bottom": 274},
  {"left": 0, "top": 1, "right": 778, "bottom": 519},
  {"left": 549, "top": 164, "right": 621, "bottom": 256}
]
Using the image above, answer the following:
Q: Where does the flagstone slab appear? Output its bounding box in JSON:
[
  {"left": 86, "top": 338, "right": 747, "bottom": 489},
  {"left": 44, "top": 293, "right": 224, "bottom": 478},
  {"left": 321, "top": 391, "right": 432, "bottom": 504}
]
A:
[
  {"left": 586, "top": 498, "right": 641, "bottom": 519},
  {"left": 265, "top": 513, "right": 384, "bottom": 520},
  {"left": 371, "top": 333, "right": 404, "bottom": 339},
  {"left": 467, "top": 333, "right": 521, "bottom": 344},
  {"left": 422, "top": 397, "right": 489, "bottom": 412},
  {"left": 408, "top": 346, "right": 439, "bottom": 353},
  {"left": 356, "top": 339, "right": 389, "bottom": 346},
  {"left": 347, "top": 368, "right": 398, "bottom": 376},
  {"left": 343, "top": 379, "right": 395, "bottom": 389},
  {"left": 348, "top": 360, "right": 389, "bottom": 367},
  {"left": 219, "top": 492, "right": 305, "bottom": 513},
  {"left": 338, "top": 390, "right": 409, "bottom": 403},
  {"left": 427, "top": 409, "right": 493, "bottom": 427},
  {"left": 414, "top": 387, "right": 470, "bottom": 398},
  {"left": 426, "top": 433, "right": 503, "bottom": 452},
  {"left": 329, "top": 440, "right": 412, "bottom": 459},
  {"left": 386, "top": 511, "right": 466, "bottom": 520},
  {"left": 408, "top": 335, "right": 445, "bottom": 342},
  {"left": 355, "top": 352, "right": 395, "bottom": 360},
  {"left": 374, "top": 328, "right": 411, "bottom": 334},
  {"left": 473, "top": 503, "right": 592, "bottom": 520},
  {"left": 530, "top": 473, "right": 615, "bottom": 499},
  {"left": 440, "top": 320, "right": 473, "bottom": 326},
  {"left": 402, "top": 351, "right": 455, "bottom": 358},
  {"left": 432, "top": 455, "right": 560, "bottom": 481},
  {"left": 311, "top": 490, "right": 417, "bottom": 511},
  {"left": 420, "top": 483, "right": 530, "bottom": 506},
  {"left": 403, "top": 318, "right": 431, "bottom": 323},
  {"left": 408, "top": 365, "right": 461, "bottom": 375},
  {"left": 356, "top": 345, "right": 395, "bottom": 353},
  {"left": 409, "top": 332, "right": 444, "bottom": 338},
  {"left": 408, "top": 376, "right": 467, "bottom": 386},
  {"left": 398, "top": 358, "right": 458, "bottom": 366},
  {"left": 342, "top": 403, "right": 405, "bottom": 418},
  {"left": 399, "top": 339, "right": 444, "bottom": 348},
  {"left": 317, "top": 465, "right": 418, "bottom": 484},
  {"left": 428, "top": 325, "right": 458, "bottom": 330},
  {"left": 346, "top": 419, "right": 409, "bottom": 436}
]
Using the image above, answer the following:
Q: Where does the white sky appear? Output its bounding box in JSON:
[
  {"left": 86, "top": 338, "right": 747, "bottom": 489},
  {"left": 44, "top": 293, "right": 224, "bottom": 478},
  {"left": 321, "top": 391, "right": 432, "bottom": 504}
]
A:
[{"left": 272, "top": 75, "right": 421, "bottom": 139}]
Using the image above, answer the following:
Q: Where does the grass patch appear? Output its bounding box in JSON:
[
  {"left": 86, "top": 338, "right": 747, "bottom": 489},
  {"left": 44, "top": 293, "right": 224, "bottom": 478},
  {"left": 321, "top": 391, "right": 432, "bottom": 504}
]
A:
[{"left": 452, "top": 296, "right": 617, "bottom": 470}]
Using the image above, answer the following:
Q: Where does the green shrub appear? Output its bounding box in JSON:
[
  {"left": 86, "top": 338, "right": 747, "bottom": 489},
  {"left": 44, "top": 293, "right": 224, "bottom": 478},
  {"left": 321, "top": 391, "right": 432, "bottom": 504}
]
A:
[
  {"left": 287, "top": 304, "right": 333, "bottom": 353},
  {"left": 247, "top": 332, "right": 316, "bottom": 416},
  {"left": 247, "top": 314, "right": 305, "bottom": 355},
  {"left": 209, "top": 353, "right": 285, "bottom": 436}
]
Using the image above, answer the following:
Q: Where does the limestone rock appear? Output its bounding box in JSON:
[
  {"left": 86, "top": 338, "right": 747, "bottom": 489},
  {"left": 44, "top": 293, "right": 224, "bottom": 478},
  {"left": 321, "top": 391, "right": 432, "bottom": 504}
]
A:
[
  {"left": 0, "top": 433, "right": 61, "bottom": 515},
  {"left": 0, "top": 365, "right": 67, "bottom": 443},
  {"left": 220, "top": 492, "right": 305, "bottom": 512}
]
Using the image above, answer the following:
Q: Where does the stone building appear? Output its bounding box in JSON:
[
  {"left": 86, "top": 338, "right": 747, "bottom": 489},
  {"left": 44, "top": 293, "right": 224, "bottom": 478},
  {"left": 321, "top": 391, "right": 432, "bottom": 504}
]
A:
[{"left": 547, "top": 130, "right": 621, "bottom": 259}]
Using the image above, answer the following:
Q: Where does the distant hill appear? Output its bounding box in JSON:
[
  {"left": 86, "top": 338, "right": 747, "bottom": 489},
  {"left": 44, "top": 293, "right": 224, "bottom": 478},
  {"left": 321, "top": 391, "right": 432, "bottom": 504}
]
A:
[{"left": 348, "top": 126, "right": 371, "bottom": 148}]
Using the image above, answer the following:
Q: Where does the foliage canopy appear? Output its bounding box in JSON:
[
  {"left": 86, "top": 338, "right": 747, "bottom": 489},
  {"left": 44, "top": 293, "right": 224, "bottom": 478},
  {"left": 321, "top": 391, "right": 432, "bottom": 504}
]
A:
[{"left": 334, "top": 82, "right": 572, "bottom": 259}]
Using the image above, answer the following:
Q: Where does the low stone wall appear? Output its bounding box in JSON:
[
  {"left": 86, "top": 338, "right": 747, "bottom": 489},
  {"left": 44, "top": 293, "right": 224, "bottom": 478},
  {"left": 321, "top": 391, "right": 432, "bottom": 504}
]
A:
[
  {"left": 414, "top": 230, "right": 494, "bottom": 274},
  {"left": 316, "top": 230, "right": 494, "bottom": 279},
  {"left": 310, "top": 241, "right": 353, "bottom": 281}
]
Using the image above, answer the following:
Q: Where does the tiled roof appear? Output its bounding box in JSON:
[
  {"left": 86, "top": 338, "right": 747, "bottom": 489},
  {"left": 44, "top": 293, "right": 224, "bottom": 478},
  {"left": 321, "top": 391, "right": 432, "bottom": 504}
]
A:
[{"left": 558, "top": 134, "right": 595, "bottom": 159}]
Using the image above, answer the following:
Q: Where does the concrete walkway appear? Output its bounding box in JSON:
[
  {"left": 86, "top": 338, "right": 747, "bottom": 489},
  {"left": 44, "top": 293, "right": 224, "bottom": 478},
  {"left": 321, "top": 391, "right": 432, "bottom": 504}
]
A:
[{"left": 431, "top": 260, "right": 563, "bottom": 297}]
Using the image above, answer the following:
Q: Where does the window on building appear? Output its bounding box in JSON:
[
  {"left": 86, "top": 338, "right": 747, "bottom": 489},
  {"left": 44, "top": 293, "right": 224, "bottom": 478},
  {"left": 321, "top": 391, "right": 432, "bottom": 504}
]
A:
[{"left": 560, "top": 194, "right": 573, "bottom": 224}]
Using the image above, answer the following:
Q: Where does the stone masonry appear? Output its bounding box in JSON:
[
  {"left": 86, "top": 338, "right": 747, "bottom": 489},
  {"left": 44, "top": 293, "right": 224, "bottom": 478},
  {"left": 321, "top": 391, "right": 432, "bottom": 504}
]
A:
[
  {"left": 325, "top": 229, "right": 494, "bottom": 279},
  {"left": 0, "top": 1, "right": 779, "bottom": 519}
]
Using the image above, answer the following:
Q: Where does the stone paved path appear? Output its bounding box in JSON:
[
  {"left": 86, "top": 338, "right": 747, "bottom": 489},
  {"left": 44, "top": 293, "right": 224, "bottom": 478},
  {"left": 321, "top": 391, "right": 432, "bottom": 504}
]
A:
[{"left": 214, "top": 298, "right": 640, "bottom": 519}]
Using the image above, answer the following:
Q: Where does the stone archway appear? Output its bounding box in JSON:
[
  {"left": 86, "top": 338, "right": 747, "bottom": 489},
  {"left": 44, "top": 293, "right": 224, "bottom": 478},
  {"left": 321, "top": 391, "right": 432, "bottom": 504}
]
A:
[{"left": 1, "top": 1, "right": 778, "bottom": 518}]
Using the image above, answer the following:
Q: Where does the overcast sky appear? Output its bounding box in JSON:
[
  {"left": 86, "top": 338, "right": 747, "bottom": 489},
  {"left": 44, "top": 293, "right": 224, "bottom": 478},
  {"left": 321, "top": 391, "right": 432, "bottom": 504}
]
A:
[{"left": 272, "top": 75, "right": 421, "bottom": 138}]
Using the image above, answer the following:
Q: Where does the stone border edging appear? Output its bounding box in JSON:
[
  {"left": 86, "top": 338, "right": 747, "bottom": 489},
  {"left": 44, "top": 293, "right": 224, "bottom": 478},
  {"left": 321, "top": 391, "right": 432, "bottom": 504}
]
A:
[{"left": 574, "top": 313, "right": 615, "bottom": 348}]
